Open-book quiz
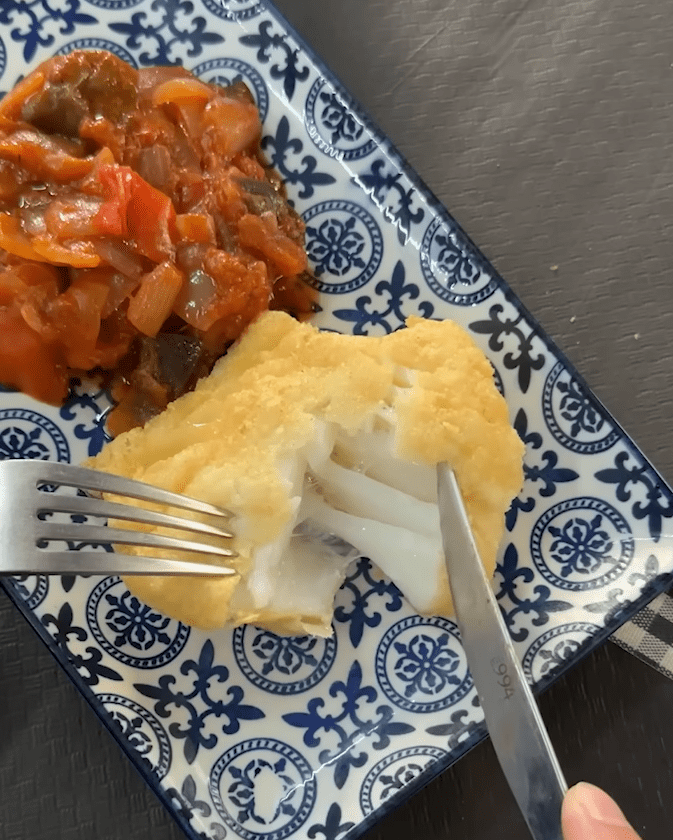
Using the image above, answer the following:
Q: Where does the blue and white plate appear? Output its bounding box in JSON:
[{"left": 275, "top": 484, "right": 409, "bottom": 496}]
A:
[{"left": 1, "top": 2, "right": 672, "bottom": 839}]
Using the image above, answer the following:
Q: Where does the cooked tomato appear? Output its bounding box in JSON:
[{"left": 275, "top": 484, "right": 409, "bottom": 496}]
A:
[
  {"left": 0, "top": 50, "right": 317, "bottom": 431},
  {"left": 0, "top": 309, "right": 68, "bottom": 404}
]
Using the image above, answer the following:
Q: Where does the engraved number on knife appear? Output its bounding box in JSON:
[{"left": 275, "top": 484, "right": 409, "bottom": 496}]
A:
[{"left": 491, "top": 658, "right": 515, "bottom": 700}]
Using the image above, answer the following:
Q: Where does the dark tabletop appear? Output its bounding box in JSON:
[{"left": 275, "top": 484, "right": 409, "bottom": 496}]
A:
[{"left": 2, "top": 0, "right": 673, "bottom": 838}]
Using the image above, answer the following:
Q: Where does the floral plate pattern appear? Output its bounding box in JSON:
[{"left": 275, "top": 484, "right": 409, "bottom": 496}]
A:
[{"left": 1, "top": 2, "right": 672, "bottom": 839}]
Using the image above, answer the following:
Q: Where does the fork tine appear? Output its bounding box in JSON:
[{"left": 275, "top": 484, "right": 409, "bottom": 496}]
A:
[
  {"left": 0, "top": 460, "right": 241, "bottom": 576},
  {"left": 24, "top": 552, "right": 237, "bottom": 576},
  {"left": 38, "top": 523, "right": 237, "bottom": 557},
  {"left": 41, "top": 494, "right": 235, "bottom": 539},
  {"left": 26, "top": 462, "right": 233, "bottom": 520}
]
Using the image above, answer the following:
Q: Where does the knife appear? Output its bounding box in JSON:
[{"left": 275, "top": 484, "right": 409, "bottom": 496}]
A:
[{"left": 437, "top": 463, "right": 567, "bottom": 840}]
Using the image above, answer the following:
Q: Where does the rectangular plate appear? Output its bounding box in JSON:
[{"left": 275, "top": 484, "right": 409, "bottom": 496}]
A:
[{"left": 1, "top": 1, "right": 672, "bottom": 839}]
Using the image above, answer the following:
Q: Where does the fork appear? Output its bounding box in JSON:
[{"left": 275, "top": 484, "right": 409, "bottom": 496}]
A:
[{"left": 0, "top": 460, "right": 238, "bottom": 576}]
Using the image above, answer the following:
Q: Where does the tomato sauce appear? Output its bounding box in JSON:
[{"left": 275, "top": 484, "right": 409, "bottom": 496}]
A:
[{"left": 0, "top": 51, "right": 317, "bottom": 433}]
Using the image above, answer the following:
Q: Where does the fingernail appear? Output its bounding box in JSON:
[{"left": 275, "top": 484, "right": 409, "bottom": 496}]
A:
[{"left": 571, "top": 782, "right": 631, "bottom": 828}]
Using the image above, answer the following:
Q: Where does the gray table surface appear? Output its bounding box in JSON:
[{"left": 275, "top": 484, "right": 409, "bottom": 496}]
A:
[{"left": 2, "top": 0, "right": 673, "bottom": 838}]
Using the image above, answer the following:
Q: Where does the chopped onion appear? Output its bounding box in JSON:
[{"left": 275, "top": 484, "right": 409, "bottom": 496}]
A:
[
  {"left": 176, "top": 242, "right": 209, "bottom": 275},
  {"left": 94, "top": 238, "right": 144, "bottom": 278},
  {"left": 127, "top": 262, "right": 183, "bottom": 337},
  {"left": 18, "top": 206, "right": 48, "bottom": 236},
  {"left": 172, "top": 268, "right": 219, "bottom": 330},
  {"left": 101, "top": 271, "right": 140, "bottom": 318},
  {"left": 136, "top": 145, "right": 172, "bottom": 193},
  {"left": 136, "top": 66, "right": 191, "bottom": 94},
  {"left": 44, "top": 196, "right": 104, "bottom": 238}
]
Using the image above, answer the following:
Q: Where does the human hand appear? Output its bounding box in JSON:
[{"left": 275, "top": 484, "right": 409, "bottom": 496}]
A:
[{"left": 562, "top": 782, "right": 642, "bottom": 840}]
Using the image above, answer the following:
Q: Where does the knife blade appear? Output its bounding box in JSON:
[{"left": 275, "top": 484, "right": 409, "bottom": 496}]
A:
[{"left": 437, "top": 462, "right": 567, "bottom": 840}]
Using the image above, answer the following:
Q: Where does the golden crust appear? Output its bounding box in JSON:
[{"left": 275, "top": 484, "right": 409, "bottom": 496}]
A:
[{"left": 88, "top": 311, "right": 524, "bottom": 634}]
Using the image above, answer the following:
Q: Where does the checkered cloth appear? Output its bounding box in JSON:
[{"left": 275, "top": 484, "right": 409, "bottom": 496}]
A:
[{"left": 611, "top": 588, "right": 673, "bottom": 679}]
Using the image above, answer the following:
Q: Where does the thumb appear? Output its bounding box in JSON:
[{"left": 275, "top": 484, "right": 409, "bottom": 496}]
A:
[{"left": 562, "top": 782, "right": 642, "bottom": 840}]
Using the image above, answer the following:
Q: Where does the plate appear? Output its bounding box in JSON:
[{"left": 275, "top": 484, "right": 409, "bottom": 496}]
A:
[{"left": 1, "top": 2, "right": 672, "bottom": 839}]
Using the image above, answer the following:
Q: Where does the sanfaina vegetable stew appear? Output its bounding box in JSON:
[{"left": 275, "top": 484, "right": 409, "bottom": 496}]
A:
[{"left": 0, "top": 50, "right": 317, "bottom": 434}]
